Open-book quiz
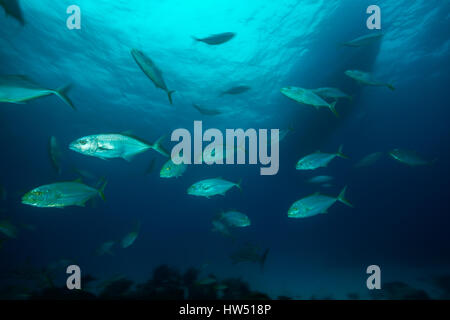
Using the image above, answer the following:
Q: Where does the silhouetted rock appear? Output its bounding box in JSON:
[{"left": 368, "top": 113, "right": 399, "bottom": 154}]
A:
[
  {"left": 99, "top": 278, "right": 134, "bottom": 299},
  {"left": 30, "top": 287, "right": 96, "bottom": 300},
  {"left": 347, "top": 292, "right": 360, "bottom": 300},
  {"left": 370, "top": 281, "right": 430, "bottom": 300},
  {"left": 430, "top": 275, "right": 450, "bottom": 299}
]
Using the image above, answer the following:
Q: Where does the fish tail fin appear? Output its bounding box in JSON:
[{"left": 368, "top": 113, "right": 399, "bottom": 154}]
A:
[
  {"left": 336, "top": 144, "right": 349, "bottom": 159},
  {"left": 167, "top": 90, "right": 176, "bottom": 105},
  {"left": 97, "top": 180, "right": 107, "bottom": 202},
  {"left": 337, "top": 186, "right": 353, "bottom": 208},
  {"left": 260, "top": 248, "right": 270, "bottom": 270},
  {"left": 387, "top": 83, "right": 396, "bottom": 91},
  {"left": 152, "top": 135, "right": 169, "bottom": 157},
  {"left": 235, "top": 179, "right": 243, "bottom": 191},
  {"left": 329, "top": 101, "right": 339, "bottom": 117},
  {"left": 54, "top": 85, "right": 76, "bottom": 110}
]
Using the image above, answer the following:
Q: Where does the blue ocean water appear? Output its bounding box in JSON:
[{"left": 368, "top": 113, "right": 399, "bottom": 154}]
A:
[{"left": 0, "top": 0, "right": 449, "bottom": 299}]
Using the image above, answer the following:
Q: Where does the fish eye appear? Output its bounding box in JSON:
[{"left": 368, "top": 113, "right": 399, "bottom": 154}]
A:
[{"left": 79, "top": 140, "right": 87, "bottom": 145}]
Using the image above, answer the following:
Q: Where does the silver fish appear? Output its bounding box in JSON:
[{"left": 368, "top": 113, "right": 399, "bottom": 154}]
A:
[
  {"left": 345, "top": 70, "right": 395, "bottom": 91},
  {"left": 22, "top": 180, "right": 106, "bottom": 208},
  {"left": 69, "top": 133, "right": 168, "bottom": 161},
  {"left": 0, "top": 75, "right": 75, "bottom": 109},
  {"left": 288, "top": 186, "right": 352, "bottom": 218},
  {"left": 130, "top": 49, "right": 175, "bottom": 104},
  {"left": 389, "top": 149, "right": 435, "bottom": 166},
  {"left": 160, "top": 158, "right": 187, "bottom": 178},
  {"left": 187, "top": 178, "right": 241, "bottom": 198},
  {"left": 296, "top": 145, "right": 348, "bottom": 170},
  {"left": 121, "top": 222, "right": 140, "bottom": 249},
  {"left": 281, "top": 86, "right": 338, "bottom": 116},
  {"left": 219, "top": 210, "right": 250, "bottom": 228}
]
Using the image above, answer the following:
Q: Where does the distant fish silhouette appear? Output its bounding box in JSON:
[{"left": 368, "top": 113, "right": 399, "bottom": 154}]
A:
[
  {"left": 192, "top": 104, "right": 222, "bottom": 116},
  {"left": 130, "top": 49, "right": 175, "bottom": 105},
  {"left": 48, "top": 136, "right": 62, "bottom": 175},
  {"left": 145, "top": 158, "right": 156, "bottom": 175},
  {"left": 0, "top": 0, "right": 25, "bottom": 25},
  {"left": 192, "top": 32, "right": 236, "bottom": 45},
  {"left": 219, "top": 85, "right": 251, "bottom": 96}
]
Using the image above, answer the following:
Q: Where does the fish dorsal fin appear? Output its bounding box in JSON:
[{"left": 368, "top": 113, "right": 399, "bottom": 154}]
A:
[
  {"left": 315, "top": 150, "right": 321, "bottom": 153},
  {"left": 73, "top": 178, "right": 83, "bottom": 183}
]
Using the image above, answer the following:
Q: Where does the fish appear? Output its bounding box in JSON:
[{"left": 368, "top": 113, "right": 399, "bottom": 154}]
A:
[
  {"left": 280, "top": 86, "right": 338, "bottom": 116},
  {"left": 0, "top": 75, "right": 75, "bottom": 109},
  {"left": 389, "top": 149, "right": 435, "bottom": 166},
  {"left": 219, "top": 85, "right": 251, "bottom": 96},
  {"left": 218, "top": 210, "right": 250, "bottom": 228},
  {"left": 72, "top": 167, "right": 98, "bottom": 182},
  {"left": 192, "top": 32, "right": 236, "bottom": 45},
  {"left": 307, "top": 175, "right": 334, "bottom": 184},
  {"left": 355, "top": 152, "right": 384, "bottom": 168},
  {"left": 130, "top": 49, "right": 175, "bottom": 104},
  {"left": 312, "top": 87, "right": 352, "bottom": 102},
  {"left": 21, "top": 179, "right": 107, "bottom": 208},
  {"left": 121, "top": 222, "right": 140, "bottom": 249},
  {"left": 268, "top": 125, "right": 293, "bottom": 146},
  {"left": 160, "top": 158, "right": 187, "bottom": 178},
  {"left": 0, "top": 220, "right": 18, "bottom": 238},
  {"left": 192, "top": 104, "right": 222, "bottom": 116},
  {"left": 230, "top": 245, "right": 269, "bottom": 270},
  {"left": 145, "top": 158, "right": 156, "bottom": 175},
  {"left": 211, "top": 219, "right": 232, "bottom": 237},
  {"left": 48, "top": 136, "right": 62, "bottom": 175},
  {"left": 96, "top": 241, "right": 115, "bottom": 256},
  {"left": 69, "top": 133, "right": 169, "bottom": 161},
  {"left": 345, "top": 70, "right": 395, "bottom": 91},
  {"left": 296, "top": 145, "right": 348, "bottom": 170},
  {"left": 187, "top": 178, "right": 241, "bottom": 198},
  {"left": 341, "top": 32, "right": 384, "bottom": 47},
  {"left": 0, "top": 0, "right": 25, "bottom": 25},
  {"left": 288, "top": 186, "right": 352, "bottom": 218}
]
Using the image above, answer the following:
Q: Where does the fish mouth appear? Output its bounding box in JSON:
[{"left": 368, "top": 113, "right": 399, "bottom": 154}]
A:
[{"left": 68, "top": 142, "right": 79, "bottom": 152}]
